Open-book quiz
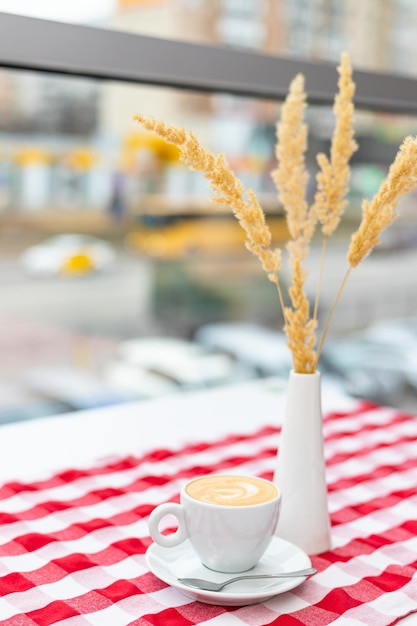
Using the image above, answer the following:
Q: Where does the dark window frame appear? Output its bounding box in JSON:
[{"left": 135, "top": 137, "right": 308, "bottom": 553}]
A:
[{"left": 0, "top": 12, "right": 416, "bottom": 113}]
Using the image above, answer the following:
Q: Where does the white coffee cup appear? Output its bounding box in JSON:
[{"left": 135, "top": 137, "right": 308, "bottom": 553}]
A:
[{"left": 148, "top": 473, "right": 281, "bottom": 573}]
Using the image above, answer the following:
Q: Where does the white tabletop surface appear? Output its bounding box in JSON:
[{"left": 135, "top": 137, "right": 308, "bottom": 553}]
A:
[
  {"left": 0, "top": 377, "right": 352, "bottom": 482},
  {"left": 0, "top": 376, "right": 415, "bottom": 624}
]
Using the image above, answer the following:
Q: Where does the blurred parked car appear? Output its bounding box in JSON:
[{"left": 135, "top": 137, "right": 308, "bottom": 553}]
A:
[
  {"left": 360, "top": 317, "right": 417, "bottom": 350},
  {"left": 194, "top": 322, "right": 291, "bottom": 378},
  {"left": 320, "top": 339, "right": 406, "bottom": 405},
  {"left": 348, "top": 317, "right": 417, "bottom": 392},
  {"left": 194, "top": 321, "right": 407, "bottom": 405},
  {"left": 22, "top": 366, "right": 136, "bottom": 411},
  {"left": 103, "top": 336, "right": 255, "bottom": 397},
  {"left": 20, "top": 234, "right": 116, "bottom": 277}
]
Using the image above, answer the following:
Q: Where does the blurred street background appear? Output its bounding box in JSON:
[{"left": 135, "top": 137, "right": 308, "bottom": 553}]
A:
[{"left": 0, "top": 0, "right": 417, "bottom": 421}]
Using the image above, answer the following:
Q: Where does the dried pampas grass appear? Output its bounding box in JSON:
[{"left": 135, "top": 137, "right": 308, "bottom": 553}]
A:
[{"left": 134, "top": 52, "right": 417, "bottom": 374}]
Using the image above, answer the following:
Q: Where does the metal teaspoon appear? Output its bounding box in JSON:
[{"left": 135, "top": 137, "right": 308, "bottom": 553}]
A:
[{"left": 178, "top": 567, "right": 317, "bottom": 592}]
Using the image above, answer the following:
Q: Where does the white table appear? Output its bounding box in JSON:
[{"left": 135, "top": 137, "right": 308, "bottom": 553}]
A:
[{"left": 0, "top": 377, "right": 416, "bottom": 625}]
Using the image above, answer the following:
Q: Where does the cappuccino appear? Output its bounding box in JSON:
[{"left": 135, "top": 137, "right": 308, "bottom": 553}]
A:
[
  {"left": 185, "top": 474, "right": 278, "bottom": 506},
  {"left": 149, "top": 473, "right": 281, "bottom": 572}
]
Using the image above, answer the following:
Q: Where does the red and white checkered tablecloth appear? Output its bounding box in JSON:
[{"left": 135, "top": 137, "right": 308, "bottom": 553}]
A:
[{"left": 1, "top": 400, "right": 417, "bottom": 625}]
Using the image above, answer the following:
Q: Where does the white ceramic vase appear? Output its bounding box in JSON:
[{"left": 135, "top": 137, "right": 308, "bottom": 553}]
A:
[{"left": 273, "top": 370, "right": 332, "bottom": 555}]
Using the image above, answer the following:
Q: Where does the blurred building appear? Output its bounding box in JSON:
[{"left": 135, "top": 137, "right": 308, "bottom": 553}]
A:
[
  {"left": 0, "top": 0, "right": 417, "bottom": 218},
  {"left": 104, "top": 0, "right": 417, "bottom": 134},
  {"left": 0, "top": 70, "right": 98, "bottom": 135},
  {"left": 111, "top": 0, "right": 417, "bottom": 72},
  {"left": 103, "top": 0, "right": 417, "bottom": 187}
]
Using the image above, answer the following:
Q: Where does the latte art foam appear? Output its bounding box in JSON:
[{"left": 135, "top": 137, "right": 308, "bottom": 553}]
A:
[{"left": 185, "top": 475, "right": 278, "bottom": 506}]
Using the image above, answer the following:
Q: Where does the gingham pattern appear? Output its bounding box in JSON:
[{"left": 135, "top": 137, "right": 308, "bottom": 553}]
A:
[{"left": 1, "top": 401, "right": 417, "bottom": 625}]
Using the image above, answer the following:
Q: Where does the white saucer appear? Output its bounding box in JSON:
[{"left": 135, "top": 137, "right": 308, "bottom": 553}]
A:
[{"left": 146, "top": 535, "right": 312, "bottom": 606}]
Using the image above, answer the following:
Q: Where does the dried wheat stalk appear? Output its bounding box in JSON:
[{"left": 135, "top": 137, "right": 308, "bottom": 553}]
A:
[
  {"left": 134, "top": 52, "right": 417, "bottom": 375},
  {"left": 271, "top": 74, "right": 317, "bottom": 372},
  {"left": 348, "top": 135, "right": 417, "bottom": 267},
  {"left": 312, "top": 53, "right": 357, "bottom": 321},
  {"left": 316, "top": 135, "right": 417, "bottom": 362},
  {"left": 314, "top": 53, "right": 358, "bottom": 237},
  {"left": 133, "top": 114, "right": 286, "bottom": 316}
]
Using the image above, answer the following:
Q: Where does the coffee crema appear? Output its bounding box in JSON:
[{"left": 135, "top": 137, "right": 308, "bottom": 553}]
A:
[{"left": 185, "top": 474, "right": 278, "bottom": 506}]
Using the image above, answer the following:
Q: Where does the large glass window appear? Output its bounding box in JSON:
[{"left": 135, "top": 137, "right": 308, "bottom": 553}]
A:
[
  {"left": 0, "top": 61, "right": 416, "bottom": 419},
  {"left": 0, "top": 4, "right": 417, "bottom": 420}
]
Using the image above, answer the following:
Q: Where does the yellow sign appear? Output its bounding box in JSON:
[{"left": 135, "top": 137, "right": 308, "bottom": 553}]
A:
[
  {"left": 124, "top": 131, "right": 180, "bottom": 164},
  {"left": 15, "top": 147, "right": 50, "bottom": 166},
  {"left": 65, "top": 148, "right": 98, "bottom": 171}
]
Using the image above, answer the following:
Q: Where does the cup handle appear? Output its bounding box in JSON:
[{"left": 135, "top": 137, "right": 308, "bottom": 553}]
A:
[{"left": 148, "top": 502, "right": 188, "bottom": 547}]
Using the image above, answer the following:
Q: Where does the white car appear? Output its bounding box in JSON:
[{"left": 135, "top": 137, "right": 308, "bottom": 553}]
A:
[
  {"left": 103, "top": 336, "right": 254, "bottom": 396},
  {"left": 20, "top": 234, "right": 116, "bottom": 277},
  {"left": 194, "top": 322, "right": 292, "bottom": 378},
  {"left": 344, "top": 318, "right": 417, "bottom": 392}
]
